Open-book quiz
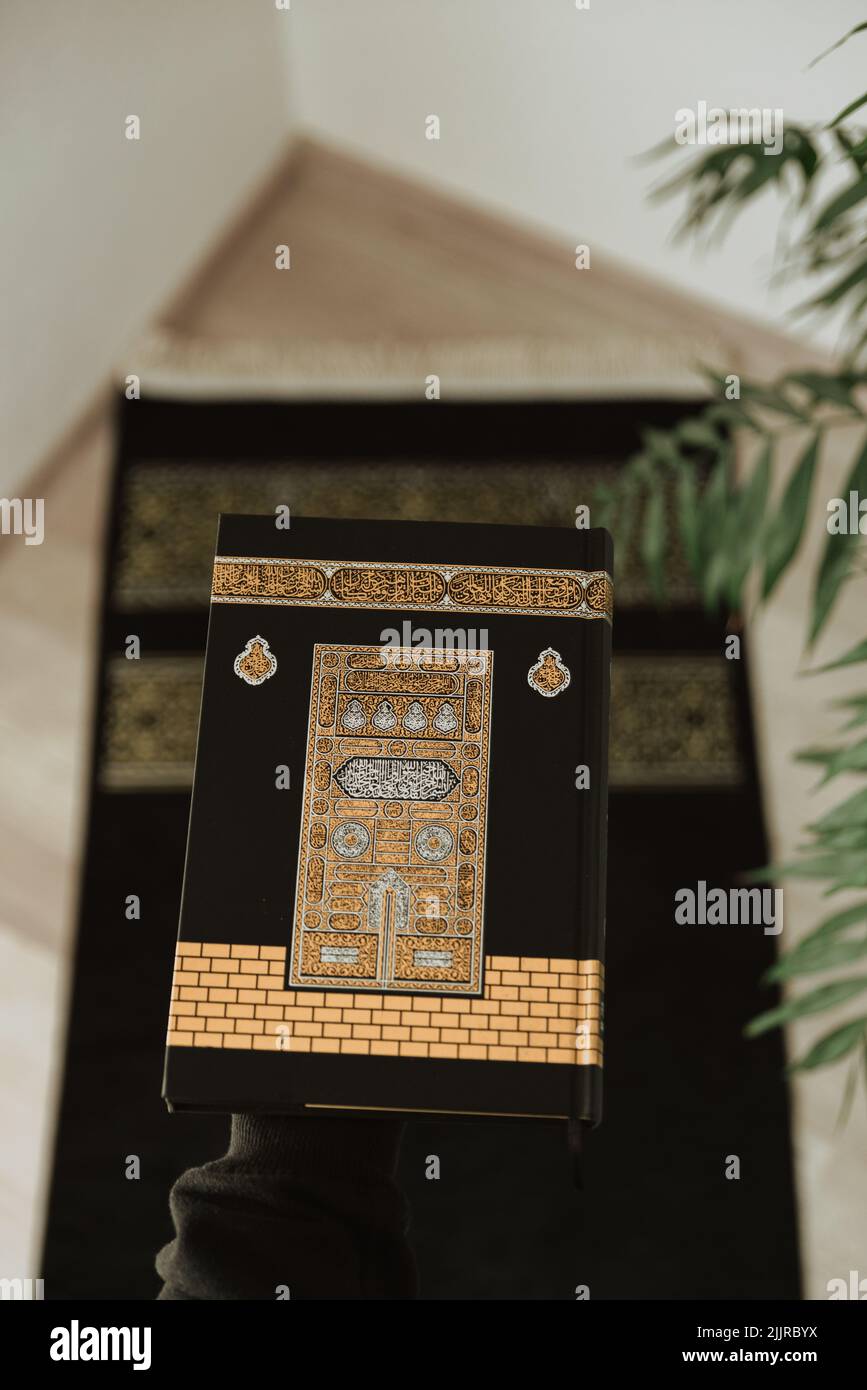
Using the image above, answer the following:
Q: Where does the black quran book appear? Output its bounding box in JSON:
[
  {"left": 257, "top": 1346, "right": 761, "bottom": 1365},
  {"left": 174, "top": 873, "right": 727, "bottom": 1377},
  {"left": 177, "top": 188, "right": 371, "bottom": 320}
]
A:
[{"left": 162, "top": 514, "right": 612, "bottom": 1128}]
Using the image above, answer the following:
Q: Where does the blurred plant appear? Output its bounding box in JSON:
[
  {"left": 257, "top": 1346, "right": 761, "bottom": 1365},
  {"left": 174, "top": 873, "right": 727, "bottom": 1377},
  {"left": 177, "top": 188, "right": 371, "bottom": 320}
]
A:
[{"left": 595, "top": 26, "right": 867, "bottom": 1110}]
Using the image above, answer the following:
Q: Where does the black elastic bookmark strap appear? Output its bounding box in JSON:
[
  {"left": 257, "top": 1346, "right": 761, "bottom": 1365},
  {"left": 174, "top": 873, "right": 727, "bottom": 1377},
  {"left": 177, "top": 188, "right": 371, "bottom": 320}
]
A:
[{"left": 568, "top": 1119, "right": 584, "bottom": 1191}]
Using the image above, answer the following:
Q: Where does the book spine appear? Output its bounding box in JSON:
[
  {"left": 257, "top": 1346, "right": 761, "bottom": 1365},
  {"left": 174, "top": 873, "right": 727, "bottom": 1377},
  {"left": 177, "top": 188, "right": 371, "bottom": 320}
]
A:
[{"left": 571, "top": 528, "right": 612, "bottom": 1127}]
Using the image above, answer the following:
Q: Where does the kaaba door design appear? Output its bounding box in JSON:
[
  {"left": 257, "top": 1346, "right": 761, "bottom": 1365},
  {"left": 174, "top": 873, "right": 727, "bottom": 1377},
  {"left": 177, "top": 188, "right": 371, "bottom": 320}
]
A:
[{"left": 289, "top": 644, "right": 493, "bottom": 995}]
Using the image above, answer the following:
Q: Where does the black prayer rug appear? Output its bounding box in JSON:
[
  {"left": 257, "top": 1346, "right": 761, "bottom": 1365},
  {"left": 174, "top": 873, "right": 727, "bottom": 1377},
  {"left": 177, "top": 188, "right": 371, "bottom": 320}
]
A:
[{"left": 41, "top": 397, "right": 800, "bottom": 1299}]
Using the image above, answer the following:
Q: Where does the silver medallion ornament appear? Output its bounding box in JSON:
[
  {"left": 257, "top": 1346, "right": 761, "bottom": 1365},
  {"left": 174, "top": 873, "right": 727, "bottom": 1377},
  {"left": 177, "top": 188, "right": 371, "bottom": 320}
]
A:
[
  {"left": 415, "top": 823, "right": 455, "bottom": 862},
  {"left": 527, "top": 647, "right": 571, "bottom": 698},
  {"left": 432, "top": 701, "right": 458, "bottom": 733},
  {"left": 372, "top": 699, "right": 397, "bottom": 731},
  {"left": 341, "top": 699, "right": 366, "bottom": 730},
  {"left": 403, "top": 700, "right": 427, "bottom": 732},
  {"left": 331, "top": 822, "right": 371, "bottom": 859},
  {"left": 233, "top": 635, "right": 277, "bottom": 686}
]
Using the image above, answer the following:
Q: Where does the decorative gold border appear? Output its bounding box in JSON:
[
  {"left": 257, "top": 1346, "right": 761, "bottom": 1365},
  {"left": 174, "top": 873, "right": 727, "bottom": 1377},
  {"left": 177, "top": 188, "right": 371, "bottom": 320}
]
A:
[
  {"left": 289, "top": 645, "right": 493, "bottom": 994},
  {"left": 211, "top": 556, "right": 613, "bottom": 622}
]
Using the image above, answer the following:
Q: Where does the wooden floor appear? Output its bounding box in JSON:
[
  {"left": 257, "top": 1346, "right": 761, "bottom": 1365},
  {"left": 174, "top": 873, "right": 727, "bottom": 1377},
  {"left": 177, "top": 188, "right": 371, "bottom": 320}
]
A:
[
  {"left": 0, "top": 408, "right": 114, "bottom": 1273},
  {"left": 138, "top": 138, "right": 816, "bottom": 400},
  {"left": 1, "top": 138, "right": 863, "bottom": 1296}
]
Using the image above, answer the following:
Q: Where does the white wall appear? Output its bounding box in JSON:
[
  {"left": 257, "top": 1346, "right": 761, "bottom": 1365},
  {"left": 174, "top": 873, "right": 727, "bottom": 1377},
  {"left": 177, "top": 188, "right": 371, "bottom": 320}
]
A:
[
  {"left": 8, "top": 1, "right": 867, "bottom": 493},
  {"left": 282, "top": 0, "right": 867, "bottom": 346},
  {"left": 1, "top": 2, "right": 292, "bottom": 494}
]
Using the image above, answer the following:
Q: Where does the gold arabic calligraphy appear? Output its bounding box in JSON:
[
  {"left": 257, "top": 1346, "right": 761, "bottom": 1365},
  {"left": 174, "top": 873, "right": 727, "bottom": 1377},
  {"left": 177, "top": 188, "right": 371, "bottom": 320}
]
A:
[{"left": 212, "top": 558, "right": 612, "bottom": 620}]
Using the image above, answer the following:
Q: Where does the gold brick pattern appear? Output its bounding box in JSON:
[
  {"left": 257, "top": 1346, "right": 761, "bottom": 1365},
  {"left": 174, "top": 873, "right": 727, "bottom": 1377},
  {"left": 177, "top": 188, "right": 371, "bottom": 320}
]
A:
[{"left": 166, "top": 943, "right": 603, "bottom": 1066}]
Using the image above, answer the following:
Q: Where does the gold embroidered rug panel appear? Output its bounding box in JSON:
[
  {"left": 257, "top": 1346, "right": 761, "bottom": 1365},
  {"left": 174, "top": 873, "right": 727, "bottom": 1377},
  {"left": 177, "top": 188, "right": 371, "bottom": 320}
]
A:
[{"left": 100, "top": 446, "right": 736, "bottom": 794}]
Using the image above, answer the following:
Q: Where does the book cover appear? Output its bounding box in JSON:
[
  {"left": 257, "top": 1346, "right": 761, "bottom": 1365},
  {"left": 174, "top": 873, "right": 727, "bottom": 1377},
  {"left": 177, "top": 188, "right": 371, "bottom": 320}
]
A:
[{"left": 163, "top": 513, "right": 612, "bottom": 1126}]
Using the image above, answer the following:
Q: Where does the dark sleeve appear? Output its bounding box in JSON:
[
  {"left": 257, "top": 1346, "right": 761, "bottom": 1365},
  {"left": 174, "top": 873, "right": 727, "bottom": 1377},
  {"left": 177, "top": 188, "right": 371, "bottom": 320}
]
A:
[{"left": 155, "top": 1114, "right": 417, "bottom": 1300}]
